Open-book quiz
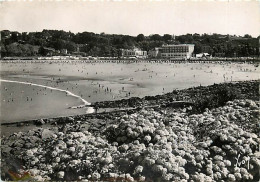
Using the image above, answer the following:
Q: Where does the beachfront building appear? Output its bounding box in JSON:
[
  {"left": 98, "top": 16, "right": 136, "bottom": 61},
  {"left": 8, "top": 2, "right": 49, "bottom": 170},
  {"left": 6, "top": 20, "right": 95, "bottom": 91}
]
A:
[
  {"left": 120, "top": 47, "right": 147, "bottom": 59},
  {"left": 41, "top": 47, "right": 56, "bottom": 56},
  {"left": 160, "top": 44, "right": 195, "bottom": 59},
  {"left": 196, "top": 53, "right": 211, "bottom": 59},
  {"left": 148, "top": 48, "right": 160, "bottom": 58}
]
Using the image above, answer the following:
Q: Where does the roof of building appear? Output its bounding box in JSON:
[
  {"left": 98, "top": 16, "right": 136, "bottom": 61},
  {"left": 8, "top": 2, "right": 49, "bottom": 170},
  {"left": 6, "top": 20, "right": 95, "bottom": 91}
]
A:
[
  {"left": 43, "top": 47, "right": 55, "bottom": 51},
  {"left": 162, "top": 44, "right": 195, "bottom": 47}
]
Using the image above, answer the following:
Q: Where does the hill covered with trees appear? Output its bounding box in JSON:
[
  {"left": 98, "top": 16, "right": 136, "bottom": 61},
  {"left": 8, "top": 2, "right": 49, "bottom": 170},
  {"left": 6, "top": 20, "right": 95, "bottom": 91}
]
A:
[{"left": 1, "top": 30, "right": 259, "bottom": 58}]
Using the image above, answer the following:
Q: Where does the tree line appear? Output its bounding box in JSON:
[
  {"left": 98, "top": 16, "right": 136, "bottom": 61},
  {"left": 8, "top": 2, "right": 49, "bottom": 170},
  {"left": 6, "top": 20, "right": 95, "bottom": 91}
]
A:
[{"left": 1, "top": 29, "right": 259, "bottom": 57}]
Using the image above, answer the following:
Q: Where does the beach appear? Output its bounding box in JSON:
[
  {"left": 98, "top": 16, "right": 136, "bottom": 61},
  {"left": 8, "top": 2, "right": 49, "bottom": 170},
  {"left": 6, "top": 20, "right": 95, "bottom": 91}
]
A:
[
  {"left": 1, "top": 61, "right": 259, "bottom": 181},
  {"left": 1, "top": 61, "right": 259, "bottom": 122}
]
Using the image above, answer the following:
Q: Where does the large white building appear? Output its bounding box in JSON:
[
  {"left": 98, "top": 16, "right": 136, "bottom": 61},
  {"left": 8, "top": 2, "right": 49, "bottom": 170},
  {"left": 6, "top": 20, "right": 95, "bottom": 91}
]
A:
[
  {"left": 160, "top": 44, "right": 195, "bottom": 59},
  {"left": 120, "top": 47, "right": 147, "bottom": 59}
]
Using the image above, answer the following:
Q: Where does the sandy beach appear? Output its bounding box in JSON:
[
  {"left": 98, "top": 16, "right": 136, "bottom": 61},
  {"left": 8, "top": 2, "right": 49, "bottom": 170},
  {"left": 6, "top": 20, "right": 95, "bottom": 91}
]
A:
[
  {"left": 1, "top": 61, "right": 259, "bottom": 181},
  {"left": 1, "top": 61, "right": 259, "bottom": 122}
]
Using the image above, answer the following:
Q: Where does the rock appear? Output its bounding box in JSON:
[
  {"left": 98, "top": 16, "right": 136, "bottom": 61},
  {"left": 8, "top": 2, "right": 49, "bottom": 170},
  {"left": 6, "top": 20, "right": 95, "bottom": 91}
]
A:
[
  {"left": 92, "top": 172, "right": 101, "bottom": 180},
  {"left": 26, "top": 150, "right": 34, "bottom": 157},
  {"left": 134, "top": 165, "right": 143, "bottom": 174},
  {"left": 48, "top": 118, "right": 55, "bottom": 123},
  {"left": 57, "top": 117, "right": 66, "bottom": 124},
  {"left": 67, "top": 117, "right": 75, "bottom": 123},
  {"left": 17, "top": 122, "right": 25, "bottom": 127},
  {"left": 2, "top": 147, "right": 12, "bottom": 154},
  {"left": 57, "top": 171, "right": 65, "bottom": 179},
  {"left": 41, "top": 129, "right": 55, "bottom": 139},
  {"left": 35, "top": 119, "right": 45, "bottom": 125}
]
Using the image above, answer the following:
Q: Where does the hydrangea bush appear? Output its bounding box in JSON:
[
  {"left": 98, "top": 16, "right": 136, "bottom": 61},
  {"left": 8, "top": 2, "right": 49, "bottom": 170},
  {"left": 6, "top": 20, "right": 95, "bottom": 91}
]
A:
[{"left": 1, "top": 99, "right": 259, "bottom": 181}]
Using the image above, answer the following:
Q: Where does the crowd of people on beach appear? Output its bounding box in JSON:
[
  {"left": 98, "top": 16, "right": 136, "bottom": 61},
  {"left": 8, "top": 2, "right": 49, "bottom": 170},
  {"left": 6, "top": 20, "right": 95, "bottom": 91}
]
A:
[
  {"left": 0, "top": 57, "right": 259, "bottom": 182},
  {"left": 1, "top": 60, "right": 258, "bottom": 122}
]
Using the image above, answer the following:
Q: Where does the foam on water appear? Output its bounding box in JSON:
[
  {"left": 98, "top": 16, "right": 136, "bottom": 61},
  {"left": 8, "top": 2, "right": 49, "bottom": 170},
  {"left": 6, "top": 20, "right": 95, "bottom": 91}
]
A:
[{"left": 0, "top": 79, "right": 92, "bottom": 110}]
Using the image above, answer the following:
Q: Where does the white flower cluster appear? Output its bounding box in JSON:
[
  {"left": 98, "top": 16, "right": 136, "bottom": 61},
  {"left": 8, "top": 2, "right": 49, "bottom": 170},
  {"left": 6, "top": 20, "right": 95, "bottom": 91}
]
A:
[{"left": 1, "top": 99, "right": 259, "bottom": 181}]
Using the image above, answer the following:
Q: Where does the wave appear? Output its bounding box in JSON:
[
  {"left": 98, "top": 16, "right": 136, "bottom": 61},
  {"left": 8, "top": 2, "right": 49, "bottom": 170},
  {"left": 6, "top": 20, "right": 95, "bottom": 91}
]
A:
[{"left": 0, "top": 79, "right": 93, "bottom": 111}]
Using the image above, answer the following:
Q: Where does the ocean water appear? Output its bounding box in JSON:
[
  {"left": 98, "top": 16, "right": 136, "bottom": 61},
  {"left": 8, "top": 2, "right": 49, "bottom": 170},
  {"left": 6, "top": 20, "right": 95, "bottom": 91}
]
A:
[{"left": 0, "top": 61, "right": 259, "bottom": 123}]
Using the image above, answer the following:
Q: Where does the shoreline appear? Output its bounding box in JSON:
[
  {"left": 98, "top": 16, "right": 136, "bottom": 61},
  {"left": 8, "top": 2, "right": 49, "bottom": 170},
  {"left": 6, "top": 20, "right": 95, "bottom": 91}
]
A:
[
  {"left": 1, "top": 79, "right": 259, "bottom": 137},
  {"left": 2, "top": 61, "right": 258, "bottom": 122},
  {"left": 0, "top": 79, "right": 91, "bottom": 107},
  {"left": 1, "top": 57, "right": 260, "bottom": 64},
  {"left": 94, "top": 79, "right": 259, "bottom": 109}
]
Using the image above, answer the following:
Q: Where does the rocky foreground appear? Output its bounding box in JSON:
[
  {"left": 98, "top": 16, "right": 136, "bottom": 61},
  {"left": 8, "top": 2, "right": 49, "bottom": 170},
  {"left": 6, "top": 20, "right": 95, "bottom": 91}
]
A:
[
  {"left": 1, "top": 81, "right": 260, "bottom": 181},
  {"left": 94, "top": 80, "right": 259, "bottom": 112}
]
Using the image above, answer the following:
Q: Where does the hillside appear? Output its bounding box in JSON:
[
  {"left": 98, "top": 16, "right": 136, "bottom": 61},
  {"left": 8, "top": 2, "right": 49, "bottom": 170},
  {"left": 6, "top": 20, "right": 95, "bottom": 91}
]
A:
[{"left": 1, "top": 30, "right": 259, "bottom": 58}]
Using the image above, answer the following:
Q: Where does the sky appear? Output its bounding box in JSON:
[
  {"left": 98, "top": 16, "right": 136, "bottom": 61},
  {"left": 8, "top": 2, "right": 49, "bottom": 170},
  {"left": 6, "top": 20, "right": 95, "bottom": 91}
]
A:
[{"left": 0, "top": 0, "right": 259, "bottom": 37}]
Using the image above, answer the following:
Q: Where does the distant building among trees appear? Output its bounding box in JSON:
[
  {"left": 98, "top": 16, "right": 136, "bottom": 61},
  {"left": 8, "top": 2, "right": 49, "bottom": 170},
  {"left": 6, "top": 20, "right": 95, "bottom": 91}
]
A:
[
  {"left": 160, "top": 44, "right": 195, "bottom": 59},
  {"left": 148, "top": 44, "right": 194, "bottom": 59},
  {"left": 120, "top": 47, "right": 147, "bottom": 59},
  {"left": 0, "top": 30, "right": 259, "bottom": 58}
]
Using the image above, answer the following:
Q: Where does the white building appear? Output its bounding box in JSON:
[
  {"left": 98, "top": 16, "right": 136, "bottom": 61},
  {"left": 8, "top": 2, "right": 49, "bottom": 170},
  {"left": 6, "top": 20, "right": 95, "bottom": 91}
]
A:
[
  {"left": 196, "top": 53, "right": 211, "bottom": 58},
  {"left": 120, "top": 47, "right": 147, "bottom": 59},
  {"left": 160, "top": 44, "right": 194, "bottom": 59}
]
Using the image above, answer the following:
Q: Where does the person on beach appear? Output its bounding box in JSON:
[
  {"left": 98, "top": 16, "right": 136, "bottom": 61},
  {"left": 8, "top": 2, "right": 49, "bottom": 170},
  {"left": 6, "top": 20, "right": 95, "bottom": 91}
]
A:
[{"left": 94, "top": 105, "right": 99, "bottom": 114}]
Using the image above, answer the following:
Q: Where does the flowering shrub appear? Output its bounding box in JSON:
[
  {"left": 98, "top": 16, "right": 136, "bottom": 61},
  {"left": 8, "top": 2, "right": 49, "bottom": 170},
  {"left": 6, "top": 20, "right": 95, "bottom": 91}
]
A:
[{"left": 1, "top": 99, "right": 259, "bottom": 181}]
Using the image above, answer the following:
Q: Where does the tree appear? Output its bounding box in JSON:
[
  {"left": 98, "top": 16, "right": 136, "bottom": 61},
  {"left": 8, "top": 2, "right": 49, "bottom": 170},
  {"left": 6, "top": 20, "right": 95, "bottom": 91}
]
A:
[
  {"left": 38, "top": 46, "right": 48, "bottom": 56},
  {"left": 65, "top": 41, "right": 77, "bottom": 52},
  {"left": 0, "top": 43, "right": 7, "bottom": 57},
  {"left": 122, "top": 36, "right": 135, "bottom": 48},
  {"left": 136, "top": 34, "right": 145, "bottom": 42},
  {"left": 10, "top": 32, "right": 19, "bottom": 42},
  {"left": 1, "top": 29, "right": 259, "bottom": 58},
  {"left": 21, "top": 32, "right": 28, "bottom": 41},
  {"left": 150, "top": 34, "right": 161, "bottom": 41},
  {"left": 163, "top": 34, "right": 172, "bottom": 42},
  {"left": 194, "top": 42, "right": 202, "bottom": 54},
  {"left": 175, "top": 36, "right": 185, "bottom": 44},
  {"left": 53, "top": 39, "right": 65, "bottom": 50},
  {"left": 244, "top": 34, "right": 252, "bottom": 38}
]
